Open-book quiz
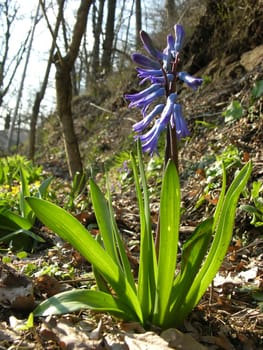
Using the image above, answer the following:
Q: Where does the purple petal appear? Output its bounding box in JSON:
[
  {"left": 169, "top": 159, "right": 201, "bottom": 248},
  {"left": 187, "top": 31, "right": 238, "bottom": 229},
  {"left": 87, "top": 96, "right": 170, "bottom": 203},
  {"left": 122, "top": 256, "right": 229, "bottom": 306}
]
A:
[
  {"left": 140, "top": 31, "right": 164, "bottom": 61},
  {"left": 172, "top": 104, "right": 190, "bottom": 139},
  {"left": 127, "top": 86, "right": 165, "bottom": 111},
  {"left": 125, "top": 83, "right": 162, "bottom": 103},
  {"left": 139, "top": 119, "right": 165, "bottom": 154},
  {"left": 133, "top": 104, "right": 165, "bottom": 133},
  {"left": 178, "top": 71, "right": 203, "bottom": 90},
  {"left": 132, "top": 53, "right": 161, "bottom": 69},
  {"left": 159, "top": 93, "right": 177, "bottom": 127},
  {"left": 136, "top": 68, "right": 163, "bottom": 77},
  {"left": 174, "top": 24, "right": 185, "bottom": 52}
]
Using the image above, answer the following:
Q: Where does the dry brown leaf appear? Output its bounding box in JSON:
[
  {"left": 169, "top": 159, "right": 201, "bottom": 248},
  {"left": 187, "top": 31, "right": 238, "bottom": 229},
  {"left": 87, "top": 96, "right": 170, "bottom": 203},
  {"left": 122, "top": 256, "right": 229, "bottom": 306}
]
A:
[
  {"left": 0, "top": 262, "right": 34, "bottom": 311},
  {"left": 125, "top": 331, "right": 170, "bottom": 350},
  {"left": 161, "top": 328, "right": 207, "bottom": 350}
]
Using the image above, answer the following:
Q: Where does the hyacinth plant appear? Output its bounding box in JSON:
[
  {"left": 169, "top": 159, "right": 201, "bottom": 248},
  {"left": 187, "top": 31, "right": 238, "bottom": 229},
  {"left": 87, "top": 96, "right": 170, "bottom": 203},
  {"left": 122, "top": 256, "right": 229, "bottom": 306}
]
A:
[{"left": 26, "top": 24, "right": 252, "bottom": 329}]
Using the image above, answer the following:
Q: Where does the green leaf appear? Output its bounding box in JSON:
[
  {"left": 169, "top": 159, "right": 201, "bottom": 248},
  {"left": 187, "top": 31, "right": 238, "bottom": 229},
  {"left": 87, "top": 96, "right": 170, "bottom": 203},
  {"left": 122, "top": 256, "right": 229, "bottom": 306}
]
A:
[
  {"left": 26, "top": 197, "right": 143, "bottom": 323},
  {"left": 90, "top": 179, "right": 119, "bottom": 263},
  {"left": 38, "top": 176, "right": 53, "bottom": 198},
  {"left": 153, "top": 160, "right": 180, "bottom": 326},
  {"left": 131, "top": 143, "right": 157, "bottom": 320},
  {"left": 0, "top": 228, "right": 45, "bottom": 243},
  {"left": 251, "top": 80, "right": 263, "bottom": 99},
  {"left": 178, "top": 161, "right": 252, "bottom": 322},
  {"left": 0, "top": 211, "right": 32, "bottom": 231},
  {"left": 33, "top": 289, "right": 137, "bottom": 321},
  {"left": 222, "top": 100, "right": 243, "bottom": 122},
  {"left": 212, "top": 161, "right": 227, "bottom": 231},
  {"left": 168, "top": 218, "right": 213, "bottom": 327},
  {"left": 106, "top": 179, "right": 136, "bottom": 290},
  {"left": 20, "top": 166, "right": 35, "bottom": 224}
]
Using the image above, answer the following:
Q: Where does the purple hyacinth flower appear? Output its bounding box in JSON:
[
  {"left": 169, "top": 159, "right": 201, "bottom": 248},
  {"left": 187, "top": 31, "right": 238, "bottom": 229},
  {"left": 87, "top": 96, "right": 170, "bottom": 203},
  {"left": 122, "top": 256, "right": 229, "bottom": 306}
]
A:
[
  {"left": 132, "top": 53, "right": 161, "bottom": 69},
  {"left": 136, "top": 67, "right": 163, "bottom": 85},
  {"left": 133, "top": 104, "right": 165, "bottom": 133},
  {"left": 126, "top": 24, "right": 202, "bottom": 154},
  {"left": 162, "top": 34, "right": 174, "bottom": 70},
  {"left": 136, "top": 68, "right": 163, "bottom": 78},
  {"left": 172, "top": 104, "right": 190, "bottom": 139},
  {"left": 139, "top": 119, "right": 165, "bottom": 154},
  {"left": 150, "top": 74, "right": 174, "bottom": 84},
  {"left": 126, "top": 84, "right": 165, "bottom": 111},
  {"left": 174, "top": 24, "right": 185, "bottom": 52},
  {"left": 159, "top": 93, "right": 177, "bottom": 126},
  {"left": 125, "top": 83, "right": 161, "bottom": 103},
  {"left": 178, "top": 71, "right": 203, "bottom": 90},
  {"left": 140, "top": 31, "right": 164, "bottom": 61}
]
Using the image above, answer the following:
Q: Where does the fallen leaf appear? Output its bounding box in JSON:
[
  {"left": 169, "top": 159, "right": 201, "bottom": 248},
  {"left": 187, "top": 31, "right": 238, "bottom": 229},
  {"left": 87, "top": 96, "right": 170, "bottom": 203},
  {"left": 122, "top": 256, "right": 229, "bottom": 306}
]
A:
[{"left": 161, "top": 328, "right": 207, "bottom": 350}]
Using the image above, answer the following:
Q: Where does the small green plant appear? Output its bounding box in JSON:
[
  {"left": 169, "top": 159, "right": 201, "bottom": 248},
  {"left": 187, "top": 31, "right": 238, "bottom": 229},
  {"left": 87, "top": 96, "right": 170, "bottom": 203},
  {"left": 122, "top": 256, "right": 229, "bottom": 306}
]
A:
[
  {"left": 222, "top": 100, "right": 243, "bottom": 123},
  {"left": 0, "top": 166, "right": 52, "bottom": 251},
  {"left": 0, "top": 155, "right": 42, "bottom": 185},
  {"left": 201, "top": 74, "right": 212, "bottom": 87},
  {"left": 240, "top": 181, "right": 263, "bottom": 227},
  {"left": 251, "top": 80, "right": 263, "bottom": 101},
  {"left": 26, "top": 24, "right": 252, "bottom": 329}
]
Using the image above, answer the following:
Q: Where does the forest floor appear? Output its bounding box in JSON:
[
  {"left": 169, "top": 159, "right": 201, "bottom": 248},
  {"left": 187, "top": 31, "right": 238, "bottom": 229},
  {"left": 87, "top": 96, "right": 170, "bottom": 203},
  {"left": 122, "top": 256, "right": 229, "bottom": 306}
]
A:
[{"left": 0, "top": 52, "right": 263, "bottom": 350}]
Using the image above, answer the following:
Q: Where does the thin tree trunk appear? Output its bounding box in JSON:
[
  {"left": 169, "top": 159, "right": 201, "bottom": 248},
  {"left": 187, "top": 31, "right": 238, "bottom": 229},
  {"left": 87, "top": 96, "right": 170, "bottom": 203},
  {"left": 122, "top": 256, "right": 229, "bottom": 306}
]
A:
[
  {"left": 91, "top": 0, "right": 105, "bottom": 80},
  {"left": 135, "top": 0, "right": 142, "bottom": 49},
  {"left": 165, "top": 0, "right": 176, "bottom": 29},
  {"left": 7, "top": 3, "right": 40, "bottom": 151},
  {"left": 54, "top": 0, "right": 93, "bottom": 184},
  {"left": 101, "top": 0, "right": 116, "bottom": 73}
]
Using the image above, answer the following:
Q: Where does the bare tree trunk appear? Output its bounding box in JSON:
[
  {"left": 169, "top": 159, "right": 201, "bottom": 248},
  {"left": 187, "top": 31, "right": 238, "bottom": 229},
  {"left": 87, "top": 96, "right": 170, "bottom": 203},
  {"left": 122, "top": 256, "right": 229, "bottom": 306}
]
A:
[
  {"left": 7, "top": 3, "right": 40, "bottom": 151},
  {"left": 101, "top": 0, "right": 116, "bottom": 73},
  {"left": 135, "top": 0, "right": 142, "bottom": 49},
  {"left": 91, "top": 0, "right": 105, "bottom": 80},
  {"left": 28, "top": 0, "right": 65, "bottom": 160},
  {"left": 54, "top": 0, "right": 93, "bottom": 183}
]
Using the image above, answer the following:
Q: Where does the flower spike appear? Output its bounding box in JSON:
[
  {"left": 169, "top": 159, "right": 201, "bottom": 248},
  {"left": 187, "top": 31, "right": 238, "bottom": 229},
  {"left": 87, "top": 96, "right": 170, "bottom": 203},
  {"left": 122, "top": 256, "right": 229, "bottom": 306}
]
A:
[{"left": 126, "top": 24, "right": 202, "bottom": 154}]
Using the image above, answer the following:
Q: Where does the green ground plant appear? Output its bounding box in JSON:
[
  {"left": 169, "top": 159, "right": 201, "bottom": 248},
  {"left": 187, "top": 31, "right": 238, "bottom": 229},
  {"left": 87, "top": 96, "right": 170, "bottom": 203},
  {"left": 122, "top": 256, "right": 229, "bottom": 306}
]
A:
[
  {"left": 240, "top": 181, "right": 263, "bottom": 227},
  {"left": 0, "top": 163, "right": 52, "bottom": 251},
  {"left": 25, "top": 24, "right": 252, "bottom": 330},
  {"left": 27, "top": 143, "right": 251, "bottom": 328}
]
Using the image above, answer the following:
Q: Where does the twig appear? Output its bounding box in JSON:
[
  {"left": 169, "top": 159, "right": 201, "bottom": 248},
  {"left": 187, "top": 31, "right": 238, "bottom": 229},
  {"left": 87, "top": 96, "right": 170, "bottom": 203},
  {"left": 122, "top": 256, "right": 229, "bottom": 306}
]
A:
[{"left": 88, "top": 102, "right": 117, "bottom": 116}]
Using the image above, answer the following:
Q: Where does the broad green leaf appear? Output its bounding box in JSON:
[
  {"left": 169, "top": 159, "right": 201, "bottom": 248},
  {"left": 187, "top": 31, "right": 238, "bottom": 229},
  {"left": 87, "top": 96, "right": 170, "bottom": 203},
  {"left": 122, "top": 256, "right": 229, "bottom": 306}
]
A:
[
  {"left": 153, "top": 160, "right": 180, "bottom": 326},
  {"left": 33, "top": 289, "right": 137, "bottom": 321},
  {"left": 178, "top": 160, "right": 252, "bottom": 322},
  {"left": 106, "top": 179, "right": 136, "bottom": 291},
  {"left": 26, "top": 197, "right": 143, "bottom": 323},
  {"left": 212, "top": 161, "right": 226, "bottom": 231},
  {"left": 251, "top": 80, "right": 263, "bottom": 98},
  {"left": 38, "top": 176, "right": 53, "bottom": 198},
  {"left": 20, "top": 167, "right": 35, "bottom": 224},
  {"left": 0, "top": 211, "right": 32, "bottom": 230},
  {"left": 167, "top": 218, "right": 213, "bottom": 327},
  {"left": 0, "top": 228, "right": 45, "bottom": 243},
  {"left": 131, "top": 144, "right": 157, "bottom": 320},
  {"left": 90, "top": 179, "right": 119, "bottom": 263}
]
